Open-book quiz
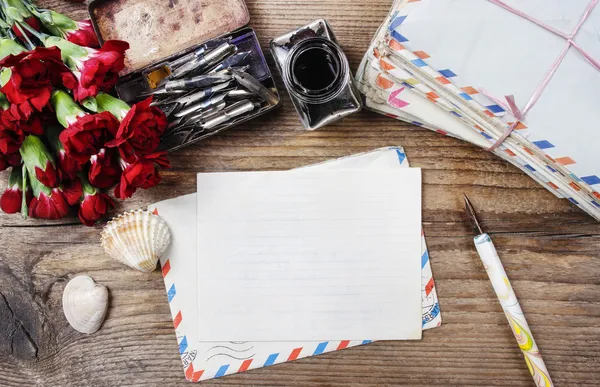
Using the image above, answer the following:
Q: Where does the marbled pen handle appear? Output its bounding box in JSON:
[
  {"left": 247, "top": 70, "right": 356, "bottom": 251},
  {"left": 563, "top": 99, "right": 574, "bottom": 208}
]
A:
[{"left": 474, "top": 233, "right": 554, "bottom": 387}]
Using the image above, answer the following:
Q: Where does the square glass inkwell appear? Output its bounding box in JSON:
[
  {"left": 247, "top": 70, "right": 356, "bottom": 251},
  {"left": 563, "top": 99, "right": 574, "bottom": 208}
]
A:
[{"left": 270, "top": 19, "right": 362, "bottom": 130}]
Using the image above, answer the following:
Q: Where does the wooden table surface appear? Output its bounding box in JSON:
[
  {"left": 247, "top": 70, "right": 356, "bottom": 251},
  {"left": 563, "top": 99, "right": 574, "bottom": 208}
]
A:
[{"left": 1, "top": 1, "right": 599, "bottom": 386}]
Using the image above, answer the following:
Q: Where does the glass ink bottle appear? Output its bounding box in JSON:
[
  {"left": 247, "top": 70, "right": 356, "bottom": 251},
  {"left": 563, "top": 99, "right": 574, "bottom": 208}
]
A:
[{"left": 270, "top": 20, "right": 362, "bottom": 130}]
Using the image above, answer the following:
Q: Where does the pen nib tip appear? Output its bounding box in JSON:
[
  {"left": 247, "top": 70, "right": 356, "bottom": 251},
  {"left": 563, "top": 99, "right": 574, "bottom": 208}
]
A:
[{"left": 463, "top": 194, "right": 483, "bottom": 235}]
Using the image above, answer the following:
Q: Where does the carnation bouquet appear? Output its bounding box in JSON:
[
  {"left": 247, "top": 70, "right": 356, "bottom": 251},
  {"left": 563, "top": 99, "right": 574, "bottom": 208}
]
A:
[{"left": 0, "top": 0, "right": 170, "bottom": 225}]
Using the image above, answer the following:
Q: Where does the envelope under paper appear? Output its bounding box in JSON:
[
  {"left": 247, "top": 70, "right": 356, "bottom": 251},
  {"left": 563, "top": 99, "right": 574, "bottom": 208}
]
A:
[{"left": 151, "top": 147, "right": 441, "bottom": 382}]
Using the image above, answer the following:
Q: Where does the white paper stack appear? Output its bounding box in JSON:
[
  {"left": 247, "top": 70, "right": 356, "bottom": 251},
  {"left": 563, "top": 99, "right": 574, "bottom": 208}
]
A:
[
  {"left": 358, "top": 0, "right": 600, "bottom": 219},
  {"left": 151, "top": 147, "right": 442, "bottom": 382}
]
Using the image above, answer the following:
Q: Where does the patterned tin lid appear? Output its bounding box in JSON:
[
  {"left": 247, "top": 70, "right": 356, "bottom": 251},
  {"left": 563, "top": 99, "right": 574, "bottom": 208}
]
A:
[{"left": 88, "top": 0, "right": 250, "bottom": 75}]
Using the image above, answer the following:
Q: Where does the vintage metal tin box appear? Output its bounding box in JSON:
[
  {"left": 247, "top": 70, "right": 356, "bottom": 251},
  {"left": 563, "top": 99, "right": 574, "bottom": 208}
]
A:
[{"left": 88, "top": 0, "right": 280, "bottom": 152}]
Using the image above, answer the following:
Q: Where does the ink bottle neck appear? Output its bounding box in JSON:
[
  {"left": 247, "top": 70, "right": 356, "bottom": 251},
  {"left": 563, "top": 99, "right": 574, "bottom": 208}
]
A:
[{"left": 284, "top": 37, "right": 349, "bottom": 104}]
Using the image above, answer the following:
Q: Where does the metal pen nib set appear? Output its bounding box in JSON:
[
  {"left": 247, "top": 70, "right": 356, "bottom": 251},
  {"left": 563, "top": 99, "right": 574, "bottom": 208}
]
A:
[{"left": 89, "top": 0, "right": 361, "bottom": 151}]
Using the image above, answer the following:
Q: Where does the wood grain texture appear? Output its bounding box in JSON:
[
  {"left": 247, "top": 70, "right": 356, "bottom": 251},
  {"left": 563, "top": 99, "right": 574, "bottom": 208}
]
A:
[{"left": 0, "top": 0, "right": 599, "bottom": 386}]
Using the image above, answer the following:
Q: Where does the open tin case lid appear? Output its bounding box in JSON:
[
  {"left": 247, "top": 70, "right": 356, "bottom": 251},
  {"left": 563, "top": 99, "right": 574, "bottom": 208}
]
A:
[
  {"left": 88, "top": 0, "right": 280, "bottom": 152},
  {"left": 88, "top": 0, "right": 250, "bottom": 76}
]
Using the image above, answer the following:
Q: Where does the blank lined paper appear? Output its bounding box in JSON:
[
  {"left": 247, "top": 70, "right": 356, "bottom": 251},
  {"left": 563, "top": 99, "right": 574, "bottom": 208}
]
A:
[{"left": 196, "top": 169, "right": 422, "bottom": 341}]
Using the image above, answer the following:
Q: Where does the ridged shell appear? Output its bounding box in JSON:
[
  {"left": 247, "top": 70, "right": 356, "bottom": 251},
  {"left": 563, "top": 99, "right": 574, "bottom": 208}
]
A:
[
  {"left": 101, "top": 209, "right": 171, "bottom": 272},
  {"left": 62, "top": 275, "right": 108, "bottom": 334}
]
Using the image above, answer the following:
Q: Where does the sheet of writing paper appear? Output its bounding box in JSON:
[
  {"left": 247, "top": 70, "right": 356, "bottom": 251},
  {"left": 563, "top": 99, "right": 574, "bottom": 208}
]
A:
[{"left": 196, "top": 169, "right": 423, "bottom": 341}]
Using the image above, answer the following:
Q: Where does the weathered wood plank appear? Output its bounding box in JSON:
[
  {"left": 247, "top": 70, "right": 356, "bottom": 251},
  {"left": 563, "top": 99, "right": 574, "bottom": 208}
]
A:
[{"left": 0, "top": 0, "right": 598, "bottom": 386}]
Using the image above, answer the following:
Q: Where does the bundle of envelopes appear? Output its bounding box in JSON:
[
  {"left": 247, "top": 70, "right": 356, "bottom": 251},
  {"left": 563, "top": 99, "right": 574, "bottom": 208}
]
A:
[
  {"left": 151, "top": 147, "right": 441, "bottom": 382},
  {"left": 357, "top": 0, "right": 600, "bottom": 220}
]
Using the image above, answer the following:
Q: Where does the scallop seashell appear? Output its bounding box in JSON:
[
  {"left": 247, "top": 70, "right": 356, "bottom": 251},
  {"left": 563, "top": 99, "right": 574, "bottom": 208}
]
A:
[
  {"left": 100, "top": 209, "right": 171, "bottom": 272},
  {"left": 62, "top": 275, "right": 109, "bottom": 334}
]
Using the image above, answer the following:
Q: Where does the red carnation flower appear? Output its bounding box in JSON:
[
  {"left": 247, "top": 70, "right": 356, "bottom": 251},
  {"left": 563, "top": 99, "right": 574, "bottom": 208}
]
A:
[
  {"left": 20, "top": 135, "right": 60, "bottom": 188},
  {"left": 1, "top": 105, "right": 44, "bottom": 135},
  {"left": 66, "top": 20, "right": 100, "bottom": 48},
  {"left": 40, "top": 13, "right": 97, "bottom": 47},
  {"left": 0, "top": 166, "right": 29, "bottom": 214},
  {"left": 0, "top": 124, "right": 24, "bottom": 155},
  {"left": 0, "top": 150, "right": 21, "bottom": 172},
  {"left": 74, "top": 40, "right": 129, "bottom": 101},
  {"left": 0, "top": 186, "right": 22, "bottom": 214},
  {"left": 46, "top": 124, "right": 83, "bottom": 181},
  {"left": 114, "top": 152, "right": 170, "bottom": 199},
  {"left": 79, "top": 191, "right": 114, "bottom": 226},
  {"left": 62, "top": 179, "right": 83, "bottom": 206},
  {"left": 59, "top": 111, "right": 119, "bottom": 164},
  {"left": 29, "top": 187, "right": 70, "bottom": 219},
  {"left": 0, "top": 47, "right": 77, "bottom": 116},
  {"left": 56, "top": 148, "right": 82, "bottom": 181},
  {"left": 34, "top": 160, "right": 59, "bottom": 188},
  {"left": 45, "top": 37, "right": 128, "bottom": 101},
  {"left": 76, "top": 174, "right": 115, "bottom": 226},
  {"left": 0, "top": 107, "right": 44, "bottom": 155},
  {"left": 104, "top": 96, "right": 167, "bottom": 161},
  {"left": 89, "top": 148, "right": 120, "bottom": 189}
]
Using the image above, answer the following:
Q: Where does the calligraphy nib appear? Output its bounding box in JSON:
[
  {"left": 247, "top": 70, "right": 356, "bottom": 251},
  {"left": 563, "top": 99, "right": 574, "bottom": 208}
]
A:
[{"left": 464, "top": 195, "right": 484, "bottom": 236}]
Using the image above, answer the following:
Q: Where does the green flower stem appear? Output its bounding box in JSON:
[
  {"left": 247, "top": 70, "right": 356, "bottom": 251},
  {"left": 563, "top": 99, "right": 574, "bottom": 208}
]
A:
[
  {"left": 96, "top": 92, "right": 131, "bottom": 121},
  {"left": 16, "top": 17, "right": 47, "bottom": 41},
  {"left": 21, "top": 166, "right": 29, "bottom": 218},
  {"left": 14, "top": 23, "right": 34, "bottom": 50},
  {"left": 20, "top": 2, "right": 51, "bottom": 27},
  {"left": 0, "top": 14, "right": 11, "bottom": 32},
  {"left": 51, "top": 90, "right": 86, "bottom": 127}
]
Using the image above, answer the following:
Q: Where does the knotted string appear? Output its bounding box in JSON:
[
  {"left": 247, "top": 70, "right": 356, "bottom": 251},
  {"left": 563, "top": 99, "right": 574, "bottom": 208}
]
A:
[{"left": 483, "top": 0, "right": 599, "bottom": 151}]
